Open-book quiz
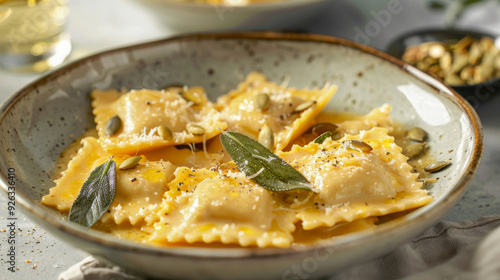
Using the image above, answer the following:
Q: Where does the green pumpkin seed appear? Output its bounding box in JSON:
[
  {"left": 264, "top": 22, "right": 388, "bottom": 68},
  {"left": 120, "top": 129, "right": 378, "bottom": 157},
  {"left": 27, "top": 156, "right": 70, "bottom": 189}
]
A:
[
  {"left": 293, "top": 101, "right": 316, "bottom": 113},
  {"left": 258, "top": 125, "right": 274, "bottom": 150},
  {"left": 428, "top": 43, "right": 446, "bottom": 59},
  {"left": 308, "top": 123, "right": 338, "bottom": 136},
  {"left": 313, "top": 131, "right": 332, "bottom": 144},
  {"left": 342, "top": 140, "right": 373, "bottom": 153},
  {"left": 424, "top": 161, "right": 451, "bottom": 173},
  {"left": 119, "top": 156, "right": 141, "bottom": 170},
  {"left": 254, "top": 93, "right": 270, "bottom": 110},
  {"left": 407, "top": 127, "right": 427, "bottom": 142},
  {"left": 105, "top": 115, "right": 121, "bottom": 136},
  {"left": 164, "top": 83, "right": 184, "bottom": 90},
  {"left": 331, "top": 132, "right": 343, "bottom": 141},
  {"left": 158, "top": 125, "right": 173, "bottom": 141},
  {"left": 187, "top": 123, "right": 205, "bottom": 135},
  {"left": 180, "top": 90, "right": 202, "bottom": 105},
  {"left": 403, "top": 143, "right": 426, "bottom": 159}
]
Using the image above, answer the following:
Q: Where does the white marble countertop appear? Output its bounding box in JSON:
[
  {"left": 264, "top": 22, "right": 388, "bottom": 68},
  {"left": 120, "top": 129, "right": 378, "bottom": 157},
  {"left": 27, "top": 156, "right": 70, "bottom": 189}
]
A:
[{"left": 0, "top": 0, "right": 499, "bottom": 279}]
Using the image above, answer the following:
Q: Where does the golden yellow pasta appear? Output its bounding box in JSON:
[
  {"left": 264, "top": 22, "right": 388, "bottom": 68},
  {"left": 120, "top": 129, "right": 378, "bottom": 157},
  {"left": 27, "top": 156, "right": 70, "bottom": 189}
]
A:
[
  {"left": 43, "top": 137, "right": 177, "bottom": 226},
  {"left": 150, "top": 167, "right": 296, "bottom": 248},
  {"left": 92, "top": 87, "right": 227, "bottom": 154},
  {"left": 278, "top": 127, "right": 432, "bottom": 230},
  {"left": 43, "top": 72, "right": 433, "bottom": 248},
  {"left": 217, "top": 72, "right": 337, "bottom": 151}
]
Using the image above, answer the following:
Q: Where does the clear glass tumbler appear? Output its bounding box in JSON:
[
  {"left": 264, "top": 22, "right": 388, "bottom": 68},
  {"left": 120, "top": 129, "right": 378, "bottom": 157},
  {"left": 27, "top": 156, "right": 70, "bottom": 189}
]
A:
[{"left": 0, "top": 0, "right": 71, "bottom": 73}]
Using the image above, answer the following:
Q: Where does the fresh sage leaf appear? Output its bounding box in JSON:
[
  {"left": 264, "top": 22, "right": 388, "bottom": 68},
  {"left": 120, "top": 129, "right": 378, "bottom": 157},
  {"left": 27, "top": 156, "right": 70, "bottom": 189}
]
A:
[
  {"left": 313, "top": 131, "right": 332, "bottom": 144},
  {"left": 220, "top": 131, "right": 313, "bottom": 192},
  {"left": 69, "top": 157, "right": 116, "bottom": 228}
]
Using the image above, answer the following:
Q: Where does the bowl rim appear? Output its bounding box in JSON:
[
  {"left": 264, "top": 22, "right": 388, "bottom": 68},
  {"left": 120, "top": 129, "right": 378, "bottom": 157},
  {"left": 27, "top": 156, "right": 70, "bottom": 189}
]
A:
[
  {"left": 135, "top": 0, "right": 326, "bottom": 9},
  {"left": 385, "top": 27, "right": 500, "bottom": 90},
  {"left": 0, "top": 31, "right": 484, "bottom": 260}
]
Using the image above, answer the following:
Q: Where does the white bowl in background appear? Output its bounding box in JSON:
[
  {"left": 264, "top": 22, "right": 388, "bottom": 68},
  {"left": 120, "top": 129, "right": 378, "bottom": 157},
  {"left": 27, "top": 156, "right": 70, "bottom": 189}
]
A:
[{"left": 133, "top": 0, "right": 331, "bottom": 31}]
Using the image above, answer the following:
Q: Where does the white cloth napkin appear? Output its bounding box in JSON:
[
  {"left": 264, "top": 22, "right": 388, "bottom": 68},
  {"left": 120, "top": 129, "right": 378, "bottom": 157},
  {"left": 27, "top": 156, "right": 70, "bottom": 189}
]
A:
[{"left": 59, "top": 216, "right": 500, "bottom": 280}]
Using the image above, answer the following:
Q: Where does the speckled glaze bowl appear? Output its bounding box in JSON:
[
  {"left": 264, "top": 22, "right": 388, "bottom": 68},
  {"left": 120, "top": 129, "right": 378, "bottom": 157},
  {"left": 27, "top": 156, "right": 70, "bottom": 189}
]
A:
[{"left": 0, "top": 32, "right": 483, "bottom": 280}]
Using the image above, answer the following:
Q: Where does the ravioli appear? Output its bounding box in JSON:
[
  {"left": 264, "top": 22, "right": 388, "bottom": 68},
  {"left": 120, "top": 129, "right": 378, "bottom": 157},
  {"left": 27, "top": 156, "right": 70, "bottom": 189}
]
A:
[
  {"left": 92, "top": 87, "right": 227, "bottom": 154},
  {"left": 150, "top": 167, "right": 296, "bottom": 248},
  {"left": 42, "top": 137, "right": 177, "bottom": 226},
  {"left": 44, "top": 72, "right": 435, "bottom": 248},
  {"left": 278, "top": 127, "right": 432, "bottom": 230},
  {"left": 336, "top": 104, "right": 394, "bottom": 135},
  {"left": 217, "top": 72, "right": 337, "bottom": 151},
  {"left": 141, "top": 145, "right": 224, "bottom": 169}
]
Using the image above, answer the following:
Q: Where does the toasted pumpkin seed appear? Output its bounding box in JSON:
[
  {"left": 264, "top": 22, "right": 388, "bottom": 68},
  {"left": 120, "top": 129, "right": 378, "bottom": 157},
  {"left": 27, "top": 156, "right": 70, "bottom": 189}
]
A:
[
  {"left": 331, "top": 132, "right": 343, "bottom": 141},
  {"left": 479, "top": 36, "right": 494, "bottom": 52},
  {"left": 304, "top": 123, "right": 338, "bottom": 138},
  {"left": 494, "top": 55, "right": 500, "bottom": 71},
  {"left": 180, "top": 90, "right": 202, "bottom": 105},
  {"left": 450, "top": 54, "right": 468, "bottom": 73},
  {"left": 460, "top": 66, "right": 473, "bottom": 81},
  {"left": 258, "top": 125, "right": 274, "bottom": 150},
  {"left": 407, "top": 127, "right": 427, "bottom": 142},
  {"left": 444, "top": 72, "right": 465, "bottom": 86},
  {"left": 403, "top": 143, "right": 426, "bottom": 159},
  {"left": 468, "top": 42, "right": 482, "bottom": 65},
  {"left": 424, "top": 161, "right": 451, "bottom": 173},
  {"left": 428, "top": 43, "right": 446, "bottom": 59},
  {"left": 342, "top": 140, "right": 373, "bottom": 153},
  {"left": 313, "top": 131, "right": 332, "bottom": 144},
  {"left": 119, "top": 156, "right": 141, "bottom": 170},
  {"left": 187, "top": 123, "right": 205, "bottom": 135},
  {"left": 439, "top": 52, "right": 452, "bottom": 72},
  {"left": 312, "top": 123, "right": 338, "bottom": 136},
  {"left": 254, "top": 93, "right": 270, "bottom": 110},
  {"left": 158, "top": 125, "right": 173, "bottom": 141},
  {"left": 474, "top": 64, "right": 494, "bottom": 84},
  {"left": 164, "top": 84, "right": 184, "bottom": 91},
  {"left": 105, "top": 115, "right": 121, "bottom": 136},
  {"left": 454, "top": 36, "right": 474, "bottom": 53},
  {"left": 293, "top": 101, "right": 316, "bottom": 113}
]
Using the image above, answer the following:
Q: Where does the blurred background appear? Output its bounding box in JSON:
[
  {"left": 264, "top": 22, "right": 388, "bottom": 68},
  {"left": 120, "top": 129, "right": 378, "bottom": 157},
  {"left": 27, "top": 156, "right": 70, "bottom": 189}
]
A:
[{"left": 0, "top": 0, "right": 500, "bottom": 278}]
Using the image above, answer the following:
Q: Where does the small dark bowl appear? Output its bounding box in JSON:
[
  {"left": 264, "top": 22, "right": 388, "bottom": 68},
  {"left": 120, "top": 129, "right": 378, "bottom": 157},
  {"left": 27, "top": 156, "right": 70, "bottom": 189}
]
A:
[{"left": 385, "top": 28, "right": 500, "bottom": 108}]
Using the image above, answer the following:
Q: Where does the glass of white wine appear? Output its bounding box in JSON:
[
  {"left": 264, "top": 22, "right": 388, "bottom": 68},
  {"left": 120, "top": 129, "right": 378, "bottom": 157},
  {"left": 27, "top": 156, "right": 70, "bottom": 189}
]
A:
[{"left": 0, "top": 0, "right": 70, "bottom": 73}]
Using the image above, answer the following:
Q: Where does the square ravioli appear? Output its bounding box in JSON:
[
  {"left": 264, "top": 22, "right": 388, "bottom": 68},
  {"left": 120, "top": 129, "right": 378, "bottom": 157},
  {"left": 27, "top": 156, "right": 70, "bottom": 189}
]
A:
[
  {"left": 150, "top": 167, "right": 296, "bottom": 248},
  {"left": 277, "top": 127, "right": 433, "bottom": 230},
  {"left": 216, "top": 72, "right": 337, "bottom": 151},
  {"left": 44, "top": 72, "right": 437, "bottom": 249},
  {"left": 92, "top": 87, "right": 227, "bottom": 154},
  {"left": 42, "top": 137, "right": 177, "bottom": 226}
]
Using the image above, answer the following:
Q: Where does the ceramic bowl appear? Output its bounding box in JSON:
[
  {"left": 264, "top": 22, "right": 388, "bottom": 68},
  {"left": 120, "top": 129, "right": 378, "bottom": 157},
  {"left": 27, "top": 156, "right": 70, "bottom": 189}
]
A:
[
  {"left": 132, "top": 0, "right": 331, "bottom": 32},
  {"left": 0, "top": 32, "right": 483, "bottom": 280},
  {"left": 385, "top": 28, "right": 500, "bottom": 107}
]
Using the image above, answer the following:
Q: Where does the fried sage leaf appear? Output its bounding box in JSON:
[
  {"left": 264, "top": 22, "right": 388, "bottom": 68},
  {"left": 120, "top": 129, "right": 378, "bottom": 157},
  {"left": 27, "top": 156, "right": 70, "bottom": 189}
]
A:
[
  {"left": 220, "top": 131, "right": 313, "bottom": 192},
  {"left": 69, "top": 157, "right": 116, "bottom": 228}
]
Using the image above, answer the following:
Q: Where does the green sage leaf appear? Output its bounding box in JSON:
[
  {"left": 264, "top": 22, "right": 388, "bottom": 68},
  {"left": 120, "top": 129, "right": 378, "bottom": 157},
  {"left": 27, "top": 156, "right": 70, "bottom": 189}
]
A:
[
  {"left": 220, "top": 131, "right": 313, "bottom": 192},
  {"left": 313, "top": 131, "right": 332, "bottom": 144},
  {"left": 69, "top": 157, "right": 116, "bottom": 228}
]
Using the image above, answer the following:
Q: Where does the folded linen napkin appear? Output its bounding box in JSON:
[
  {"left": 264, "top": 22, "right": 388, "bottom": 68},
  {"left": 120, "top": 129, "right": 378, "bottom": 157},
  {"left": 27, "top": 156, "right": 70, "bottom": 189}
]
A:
[{"left": 59, "top": 215, "right": 500, "bottom": 280}]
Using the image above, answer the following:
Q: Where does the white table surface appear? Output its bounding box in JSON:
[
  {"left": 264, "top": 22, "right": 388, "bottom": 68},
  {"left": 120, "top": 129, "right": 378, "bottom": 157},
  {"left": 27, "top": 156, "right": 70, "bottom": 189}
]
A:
[{"left": 1, "top": 0, "right": 499, "bottom": 279}]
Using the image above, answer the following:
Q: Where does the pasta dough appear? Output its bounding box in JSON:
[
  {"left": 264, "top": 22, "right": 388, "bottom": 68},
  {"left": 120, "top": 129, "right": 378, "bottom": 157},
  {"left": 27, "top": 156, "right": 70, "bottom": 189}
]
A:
[
  {"left": 217, "top": 72, "right": 337, "bottom": 151},
  {"left": 43, "top": 72, "right": 433, "bottom": 248},
  {"left": 278, "top": 127, "right": 432, "bottom": 230},
  {"left": 150, "top": 167, "right": 296, "bottom": 247},
  {"left": 92, "top": 87, "right": 227, "bottom": 154}
]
